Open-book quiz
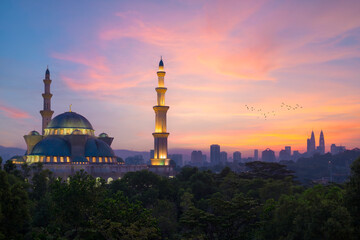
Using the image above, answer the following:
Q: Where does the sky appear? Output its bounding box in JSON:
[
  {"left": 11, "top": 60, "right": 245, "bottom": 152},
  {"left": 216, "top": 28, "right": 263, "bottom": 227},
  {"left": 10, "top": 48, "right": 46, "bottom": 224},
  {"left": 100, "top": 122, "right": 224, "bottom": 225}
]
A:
[{"left": 0, "top": 0, "right": 360, "bottom": 157}]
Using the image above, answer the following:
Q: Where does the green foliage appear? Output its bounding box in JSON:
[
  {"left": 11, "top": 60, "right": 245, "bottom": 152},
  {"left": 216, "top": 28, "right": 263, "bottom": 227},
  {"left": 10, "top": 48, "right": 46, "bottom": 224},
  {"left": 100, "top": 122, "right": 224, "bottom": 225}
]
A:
[
  {"left": 0, "top": 161, "right": 359, "bottom": 239},
  {"left": 345, "top": 157, "right": 360, "bottom": 235},
  {"left": 0, "top": 170, "right": 30, "bottom": 239},
  {"left": 260, "top": 185, "right": 354, "bottom": 240}
]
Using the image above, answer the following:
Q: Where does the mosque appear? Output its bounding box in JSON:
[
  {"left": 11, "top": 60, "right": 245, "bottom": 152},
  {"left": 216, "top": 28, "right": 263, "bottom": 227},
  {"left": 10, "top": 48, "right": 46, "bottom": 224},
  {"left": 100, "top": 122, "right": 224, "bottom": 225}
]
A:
[{"left": 12, "top": 59, "right": 173, "bottom": 179}]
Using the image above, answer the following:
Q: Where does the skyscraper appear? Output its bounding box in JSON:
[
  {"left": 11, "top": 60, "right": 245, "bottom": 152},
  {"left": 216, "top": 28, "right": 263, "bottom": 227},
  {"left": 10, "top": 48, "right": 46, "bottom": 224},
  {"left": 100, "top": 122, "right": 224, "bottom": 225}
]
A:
[
  {"left": 285, "top": 146, "right": 291, "bottom": 156},
  {"left": 210, "top": 144, "right": 220, "bottom": 165},
  {"left": 151, "top": 58, "right": 170, "bottom": 166},
  {"left": 307, "top": 131, "right": 316, "bottom": 154},
  {"left": 191, "top": 151, "right": 203, "bottom": 166},
  {"left": 220, "top": 151, "right": 228, "bottom": 163},
  {"left": 262, "top": 148, "right": 276, "bottom": 162},
  {"left": 254, "top": 149, "right": 259, "bottom": 161},
  {"left": 319, "top": 130, "right": 325, "bottom": 154},
  {"left": 40, "top": 67, "right": 54, "bottom": 135},
  {"left": 169, "top": 154, "right": 183, "bottom": 167},
  {"left": 233, "top": 151, "right": 241, "bottom": 163}
]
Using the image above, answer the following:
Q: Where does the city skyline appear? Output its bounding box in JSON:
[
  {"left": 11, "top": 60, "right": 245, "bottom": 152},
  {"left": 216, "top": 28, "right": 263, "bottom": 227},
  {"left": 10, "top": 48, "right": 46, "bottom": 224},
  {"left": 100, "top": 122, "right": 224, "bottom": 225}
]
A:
[{"left": 1, "top": 1, "right": 360, "bottom": 157}]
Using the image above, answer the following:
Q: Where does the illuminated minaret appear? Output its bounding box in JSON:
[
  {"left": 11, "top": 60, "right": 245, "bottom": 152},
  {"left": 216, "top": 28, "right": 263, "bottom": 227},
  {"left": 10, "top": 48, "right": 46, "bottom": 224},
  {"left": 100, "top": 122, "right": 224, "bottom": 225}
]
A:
[
  {"left": 40, "top": 67, "right": 54, "bottom": 135},
  {"left": 151, "top": 58, "right": 170, "bottom": 166}
]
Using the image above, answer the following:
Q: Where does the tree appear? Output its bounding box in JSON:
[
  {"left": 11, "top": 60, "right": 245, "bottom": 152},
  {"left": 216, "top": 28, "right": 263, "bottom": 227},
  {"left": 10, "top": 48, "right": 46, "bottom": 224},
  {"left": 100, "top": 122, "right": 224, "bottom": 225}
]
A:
[
  {"left": 0, "top": 170, "right": 30, "bottom": 239},
  {"left": 346, "top": 156, "right": 360, "bottom": 235},
  {"left": 242, "top": 161, "right": 295, "bottom": 180}
]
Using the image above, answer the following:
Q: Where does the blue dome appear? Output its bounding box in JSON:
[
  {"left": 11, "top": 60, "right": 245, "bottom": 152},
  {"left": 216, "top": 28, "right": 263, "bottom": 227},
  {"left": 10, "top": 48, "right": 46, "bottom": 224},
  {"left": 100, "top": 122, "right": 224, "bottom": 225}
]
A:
[
  {"left": 31, "top": 136, "right": 71, "bottom": 156},
  {"left": 47, "top": 112, "right": 93, "bottom": 130},
  {"left": 28, "top": 130, "right": 40, "bottom": 136},
  {"left": 99, "top": 132, "right": 108, "bottom": 138},
  {"left": 85, "top": 137, "right": 114, "bottom": 157}
]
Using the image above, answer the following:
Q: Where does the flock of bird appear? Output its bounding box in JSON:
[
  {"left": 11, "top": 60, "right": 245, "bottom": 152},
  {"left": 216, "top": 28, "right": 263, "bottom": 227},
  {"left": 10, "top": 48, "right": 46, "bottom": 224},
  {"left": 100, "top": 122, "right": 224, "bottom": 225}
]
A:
[{"left": 244, "top": 102, "right": 304, "bottom": 120}]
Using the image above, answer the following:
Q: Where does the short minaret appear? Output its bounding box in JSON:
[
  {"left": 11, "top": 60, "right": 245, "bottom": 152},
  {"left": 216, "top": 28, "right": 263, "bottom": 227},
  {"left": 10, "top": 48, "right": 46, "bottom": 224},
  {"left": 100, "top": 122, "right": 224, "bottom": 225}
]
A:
[
  {"left": 40, "top": 67, "right": 54, "bottom": 135},
  {"left": 151, "top": 58, "right": 170, "bottom": 165}
]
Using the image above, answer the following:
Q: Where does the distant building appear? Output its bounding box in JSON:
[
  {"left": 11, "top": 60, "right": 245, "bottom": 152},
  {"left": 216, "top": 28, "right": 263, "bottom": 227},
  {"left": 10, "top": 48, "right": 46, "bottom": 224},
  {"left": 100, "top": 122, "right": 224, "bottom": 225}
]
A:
[
  {"left": 220, "top": 151, "right": 227, "bottom": 163},
  {"left": 285, "top": 146, "right": 291, "bottom": 156},
  {"left": 318, "top": 130, "right": 325, "bottom": 154},
  {"left": 233, "top": 151, "right": 241, "bottom": 163},
  {"left": 279, "top": 146, "right": 291, "bottom": 161},
  {"left": 191, "top": 151, "right": 203, "bottom": 166},
  {"left": 307, "top": 130, "right": 326, "bottom": 156},
  {"left": 279, "top": 149, "right": 291, "bottom": 161},
  {"left": 202, "top": 154, "right": 207, "bottom": 163},
  {"left": 307, "top": 131, "right": 316, "bottom": 154},
  {"left": 254, "top": 149, "right": 259, "bottom": 161},
  {"left": 150, "top": 150, "right": 154, "bottom": 159},
  {"left": 210, "top": 144, "right": 220, "bottom": 165},
  {"left": 331, "top": 144, "right": 346, "bottom": 155},
  {"left": 293, "top": 150, "right": 301, "bottom": 161},
  {"left": 262, "top": 148, "right": 276, "bottom": 162},
  {"left": 169, "top": 154, "right": 183, "bottom": 167}
]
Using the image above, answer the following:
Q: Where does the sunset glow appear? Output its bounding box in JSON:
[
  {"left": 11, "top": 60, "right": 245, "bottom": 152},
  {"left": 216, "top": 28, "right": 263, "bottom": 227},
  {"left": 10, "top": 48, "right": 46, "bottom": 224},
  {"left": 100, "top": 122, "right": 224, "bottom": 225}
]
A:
[{"left": 0, "top": 0, "right": 359, "bottom": 156}]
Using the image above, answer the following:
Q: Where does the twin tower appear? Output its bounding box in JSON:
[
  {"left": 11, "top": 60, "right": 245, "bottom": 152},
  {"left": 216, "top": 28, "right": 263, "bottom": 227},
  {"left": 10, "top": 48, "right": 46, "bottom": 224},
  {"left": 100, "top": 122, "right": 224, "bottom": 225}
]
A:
[{"left": 39, "top": 59, "right": 171, "bottom": 166}]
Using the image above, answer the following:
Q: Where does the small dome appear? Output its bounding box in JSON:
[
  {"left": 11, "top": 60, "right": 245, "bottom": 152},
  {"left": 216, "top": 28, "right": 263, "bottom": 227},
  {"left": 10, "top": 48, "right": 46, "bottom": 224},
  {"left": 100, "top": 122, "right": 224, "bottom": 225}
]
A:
[
  {"left": 85, "top": 137, "right": 114, "bottom": 157},
  {"left": 99, "top": 132, "right": 109, "bottom": 138},
  {"left": 45, "top": 68, "right": 50, "bottom": 75},
  {"left": 28, "top": 130, "right": 40, "bottom": 136},
  {"left": 72, "top": 129, "right": 82, "bottom": 135},
  {"left": 31, "top": 136, "right": 71, "bottom": 156},
  {"left": 47, "top": 112, "right": 93, "bottom": 130}
]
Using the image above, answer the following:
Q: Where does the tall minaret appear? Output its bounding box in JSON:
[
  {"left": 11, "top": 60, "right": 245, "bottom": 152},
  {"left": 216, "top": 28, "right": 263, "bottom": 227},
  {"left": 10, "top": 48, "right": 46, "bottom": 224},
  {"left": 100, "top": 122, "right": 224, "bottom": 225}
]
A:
[
  {"left": 40, "top": 67, "right": 54, "bottom": 135},
  {"left": 319, "top": 130, "right": 325, "bottom": 154},
  {"left": 151, "top": 58, "right": 170, "bottom": 166}
]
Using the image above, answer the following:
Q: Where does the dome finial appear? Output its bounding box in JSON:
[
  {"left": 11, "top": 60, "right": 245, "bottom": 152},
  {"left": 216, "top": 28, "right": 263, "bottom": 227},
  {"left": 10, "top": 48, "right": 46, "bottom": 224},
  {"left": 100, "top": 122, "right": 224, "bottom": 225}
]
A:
[
  {"left": 69, "top": 104, "right": 72, "bottom": 112},
  {"left": 159, "top": 56, "right": 164, "bottom": 70}
]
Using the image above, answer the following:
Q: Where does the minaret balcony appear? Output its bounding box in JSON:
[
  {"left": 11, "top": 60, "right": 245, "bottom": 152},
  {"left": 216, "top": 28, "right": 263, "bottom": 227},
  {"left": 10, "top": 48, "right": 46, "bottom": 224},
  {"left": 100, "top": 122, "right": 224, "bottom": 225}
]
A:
[{"left": 42, "top": 93, "right": 53, "bottom": 98}]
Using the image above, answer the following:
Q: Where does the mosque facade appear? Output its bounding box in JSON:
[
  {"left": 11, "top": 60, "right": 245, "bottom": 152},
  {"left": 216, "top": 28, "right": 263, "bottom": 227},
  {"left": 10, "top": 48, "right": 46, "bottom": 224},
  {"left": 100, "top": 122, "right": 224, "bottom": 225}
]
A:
[{"left": 13, "top": 59, "right": 173, "bottom": 179}]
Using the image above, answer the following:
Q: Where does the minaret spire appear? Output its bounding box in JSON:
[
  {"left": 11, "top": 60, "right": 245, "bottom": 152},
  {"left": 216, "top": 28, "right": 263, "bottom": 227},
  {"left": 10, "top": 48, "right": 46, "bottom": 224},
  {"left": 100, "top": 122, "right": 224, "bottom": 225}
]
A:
[
  {"left": 151, "top": 57, "right": 170, "bottom": 165},
  {"left": 40, "top": 67, "right": 54, "bottom": 135}
]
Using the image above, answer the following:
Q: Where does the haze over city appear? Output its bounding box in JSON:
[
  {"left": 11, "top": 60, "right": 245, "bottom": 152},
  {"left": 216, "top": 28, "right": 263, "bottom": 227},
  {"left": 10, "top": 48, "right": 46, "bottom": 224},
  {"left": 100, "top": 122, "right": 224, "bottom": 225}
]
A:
[{"left": 1, "top": 0, "right": 360, "bottom": 157}]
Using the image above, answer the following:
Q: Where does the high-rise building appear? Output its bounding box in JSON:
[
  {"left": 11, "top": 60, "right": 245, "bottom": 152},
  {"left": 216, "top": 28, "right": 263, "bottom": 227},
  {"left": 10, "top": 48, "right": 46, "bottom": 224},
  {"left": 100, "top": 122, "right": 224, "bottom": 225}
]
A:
[
  {"left": 169, "top": 154, "right": 183, "bottom": 167},
  {"left": 319, "top": 130, "right": 325, "bottom": 154},
  {"left": 191, "top": 151, "right": 203, "bottom": 166},
  {"left": 233, "top": 151, "right": 241, "bottom": 163},
  {"left": 331, "top": 144, "right": 346, "bottom": 155},
  {"left": 220, "top": 151, "right": 227, "bottom": 163},
  {"left": 254, "top": 149, "right": 259, "bottom": 161},
  {"left": 40, "top": 67, "right": 54, "bottom": 135},
  {"left": 210, "top": 144, "right": 220, "bottom": 165},
  {"left": 307, "top": 131, "right": 316, "bottom": 154},
  {"left": 293, "top": 150, "right": 301, "bottom": 161},
  {"left": 202, "top": 154, "right": 207, "bottom": 164},
  {"left": 285, "top": 146, "right": 291, "bottom": 156},
  {"left": 262, "top": 148, "right": 276, "bottom": 162},
  {"left": 279, "top": 146, "right": 291, "bottom": 161},
  {"left": 151, "top": 58, "right": 170, "bottom": 166}
]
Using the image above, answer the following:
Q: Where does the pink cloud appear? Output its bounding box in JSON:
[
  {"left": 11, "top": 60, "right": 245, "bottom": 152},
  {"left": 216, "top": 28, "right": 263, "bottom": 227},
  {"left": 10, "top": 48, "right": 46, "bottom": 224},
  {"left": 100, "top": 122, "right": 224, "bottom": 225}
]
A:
[{"left": 0, "top": 103, "right": 30, "bottom": 119}]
